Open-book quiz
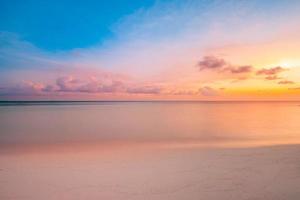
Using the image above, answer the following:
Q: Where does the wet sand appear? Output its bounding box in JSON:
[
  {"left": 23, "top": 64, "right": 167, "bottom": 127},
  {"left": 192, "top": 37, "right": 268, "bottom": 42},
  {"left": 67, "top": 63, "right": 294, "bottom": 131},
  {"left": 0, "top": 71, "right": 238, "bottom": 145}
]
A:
[{"left": 1, "top": 144, "right": 300, "bottom": 200}]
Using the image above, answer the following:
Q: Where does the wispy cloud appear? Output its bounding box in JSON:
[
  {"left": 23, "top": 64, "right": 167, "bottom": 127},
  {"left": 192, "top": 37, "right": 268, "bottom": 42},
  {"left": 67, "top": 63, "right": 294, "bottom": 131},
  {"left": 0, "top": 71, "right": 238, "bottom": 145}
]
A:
[
  {"left": 278, "top": 80, "right": 294, "bottom": 85},
  {"left": 265, "top": 76, "right": 281, "bottom": 80},
  {"left": 126, "top": 86, "right": 161, "bottom": 94},
  {"left": 198, "top": 86, "right": 219, "bottom": 97},
  {"left": 256, "top": 66, "right": 288, "bottom": 81},
  {"left": 256, "top": 66, "right": 287, "bottom": 76}
]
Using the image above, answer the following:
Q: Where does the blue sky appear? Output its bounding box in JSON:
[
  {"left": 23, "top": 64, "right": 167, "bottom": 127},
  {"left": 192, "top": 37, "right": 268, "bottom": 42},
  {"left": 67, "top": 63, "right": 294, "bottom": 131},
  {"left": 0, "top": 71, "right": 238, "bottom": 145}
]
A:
[
  {"left": 0, "top": 0, "right": 297, "bottom": 52},
  {"left": 0, "top": 0, "right": 155, "bottom": 51}
]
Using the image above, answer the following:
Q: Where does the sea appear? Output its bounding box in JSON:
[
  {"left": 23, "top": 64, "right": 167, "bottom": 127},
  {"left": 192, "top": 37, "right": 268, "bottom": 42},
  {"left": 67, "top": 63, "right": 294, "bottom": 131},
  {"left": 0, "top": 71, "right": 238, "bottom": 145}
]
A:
[{"left": 1, "top": 101, "right": 300, "bottom": 149}]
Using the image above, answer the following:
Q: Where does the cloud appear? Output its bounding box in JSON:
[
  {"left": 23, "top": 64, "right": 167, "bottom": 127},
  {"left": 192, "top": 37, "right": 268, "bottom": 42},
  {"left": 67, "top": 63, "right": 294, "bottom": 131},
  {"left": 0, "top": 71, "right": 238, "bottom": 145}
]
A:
[
  {"left": 225, "top": 65, "right": 253, "bottom": 74},
  {"left": 56, "top": 76, "right": 82, "bottom": 92},
  {"left": 256, "top": 66, "right": 288, "bottom": 81},
  {"left": 0, "top": 81, "right": 53, "bottom": 96},
  {"left": 256, "top": 66, "right": 286, "bottom": 75},
  {"left": 278, "top": 80, "right": 295, "bottom": 85},
  {"left": 168, "top": 90, "right": 198, "bottom": 95},
  {"left": 0, "top": 75, "right": 165, "bottom": 97},
  {"left": 55, "top": 76, "right": 127, "bottom": 93},
  {"left": 265, "top": 75, "right": 281, "bottom": 80},
  {"left": 19, "top": 81, "right": 46, "bottom": 92},
  {"left": 126, "top": 86, "right": 161, "bottom": 94},
  {"left": 198, "top": 86, "right": 219, "bottom": 96},
  {"left": 197, "top": 56, "right": 253, "bottom": 74},
  {"left": 0, "top": 31, "right": 66, "bottom": 71},
  {"left": 42, "top": 85, "right": 56, "bottom": 92},
  {"left": 80, "top": 80, "right": 125, "bottom": 93},
  {"left": 198, "top": 56, "right": 227, "bottom": 71}
]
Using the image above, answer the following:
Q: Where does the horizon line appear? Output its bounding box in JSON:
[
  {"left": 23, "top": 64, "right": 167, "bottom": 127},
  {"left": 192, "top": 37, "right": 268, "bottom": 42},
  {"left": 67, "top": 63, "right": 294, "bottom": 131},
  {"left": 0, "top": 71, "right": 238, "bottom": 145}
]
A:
[{"left": 1, "top": 100, "right": 300, "bottom": 103}]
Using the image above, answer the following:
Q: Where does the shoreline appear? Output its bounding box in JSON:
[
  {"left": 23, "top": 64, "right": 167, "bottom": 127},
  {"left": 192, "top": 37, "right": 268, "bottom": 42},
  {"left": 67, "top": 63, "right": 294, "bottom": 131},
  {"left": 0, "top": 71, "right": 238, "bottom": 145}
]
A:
[{"left": 1, "top": 144, "right": 300, "bottom": 200}]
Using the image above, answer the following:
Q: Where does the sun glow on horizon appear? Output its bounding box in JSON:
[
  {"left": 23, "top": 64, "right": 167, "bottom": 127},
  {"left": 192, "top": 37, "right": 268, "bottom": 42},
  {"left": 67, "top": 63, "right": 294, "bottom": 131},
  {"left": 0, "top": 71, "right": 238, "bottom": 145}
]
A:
[{"left": 278, "top": 59, "right": 300, "bottom": 68}]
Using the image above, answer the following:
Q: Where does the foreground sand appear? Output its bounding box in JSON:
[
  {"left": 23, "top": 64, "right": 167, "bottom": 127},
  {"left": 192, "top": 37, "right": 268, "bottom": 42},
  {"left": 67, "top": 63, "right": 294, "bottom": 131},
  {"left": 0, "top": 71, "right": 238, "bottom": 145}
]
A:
[{"left": 1, "top": 144, "right": 300, "bottom": 200}]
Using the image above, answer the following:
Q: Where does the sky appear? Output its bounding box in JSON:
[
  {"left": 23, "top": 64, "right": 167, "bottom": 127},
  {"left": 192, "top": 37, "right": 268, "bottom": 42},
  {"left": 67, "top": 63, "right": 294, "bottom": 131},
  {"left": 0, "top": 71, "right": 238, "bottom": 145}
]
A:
[{"left": 1, "top": 0, "right": 300, "bottom": 100}]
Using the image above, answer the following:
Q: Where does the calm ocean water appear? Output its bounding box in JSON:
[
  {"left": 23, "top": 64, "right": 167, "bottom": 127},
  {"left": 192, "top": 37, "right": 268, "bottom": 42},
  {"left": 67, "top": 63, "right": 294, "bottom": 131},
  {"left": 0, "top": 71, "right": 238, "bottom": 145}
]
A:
[{"left": 1, "top": 101, "right": 300, "bottom": 148}]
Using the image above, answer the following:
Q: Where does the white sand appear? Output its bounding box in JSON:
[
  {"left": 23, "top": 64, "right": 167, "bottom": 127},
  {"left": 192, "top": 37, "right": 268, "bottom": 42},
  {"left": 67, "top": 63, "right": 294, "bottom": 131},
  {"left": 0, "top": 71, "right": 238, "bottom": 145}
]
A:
[{"left": 1, "top": 144, "right": 300, "bottom": 200}]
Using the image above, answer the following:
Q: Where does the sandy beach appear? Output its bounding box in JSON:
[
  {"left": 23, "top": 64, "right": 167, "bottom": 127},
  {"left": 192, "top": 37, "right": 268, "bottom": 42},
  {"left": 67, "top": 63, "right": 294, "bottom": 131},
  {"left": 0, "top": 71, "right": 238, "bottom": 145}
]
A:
[{"left": 1, "top": 143, "right": 300, "bottom": 200}]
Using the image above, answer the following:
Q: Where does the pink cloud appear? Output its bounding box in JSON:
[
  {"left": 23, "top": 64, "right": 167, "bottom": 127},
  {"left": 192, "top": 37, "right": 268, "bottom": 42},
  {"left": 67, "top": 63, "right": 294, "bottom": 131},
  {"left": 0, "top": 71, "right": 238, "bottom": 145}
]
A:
[
  {"left": 225, "top": 65, "right": 253, "bottom": 74},
  {"left": 126, "top": 86, "right": 161, "bottom": 94},
  {"left": 255, "top": 67, "right": 288, "bottom": 81},
  {"left": 197, "top": 56, "right": 253, "bottom": 74},
  {"left": 256, "top": 66, "right": 286, "bottom": 75},
  {"left": 199, "top": 86, "right": 219, "bottom": 96},
  {"left": 1, "top": 75, "right": 165, "bottom": 97},
  {"left": 198, "top": 56, "right": 226, "bottom": 71},
  {"left": 168, "top": 90, "right": 198, "bottom": 95},
  {"left": 56, "top": 76, "right": 82, "bottom": 92},
  {"left": 0, "top": 81, "right": 56, "bottom": 97},
  {"left": 55, "top": 76, "right": 126, "bottom": 93}
]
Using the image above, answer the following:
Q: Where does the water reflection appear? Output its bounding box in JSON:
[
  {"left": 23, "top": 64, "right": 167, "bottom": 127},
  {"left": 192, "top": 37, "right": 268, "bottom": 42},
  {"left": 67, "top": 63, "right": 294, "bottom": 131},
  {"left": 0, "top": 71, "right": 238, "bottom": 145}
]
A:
[{"left": 0, "top": 102, "right": 299, "bottom": 147}]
